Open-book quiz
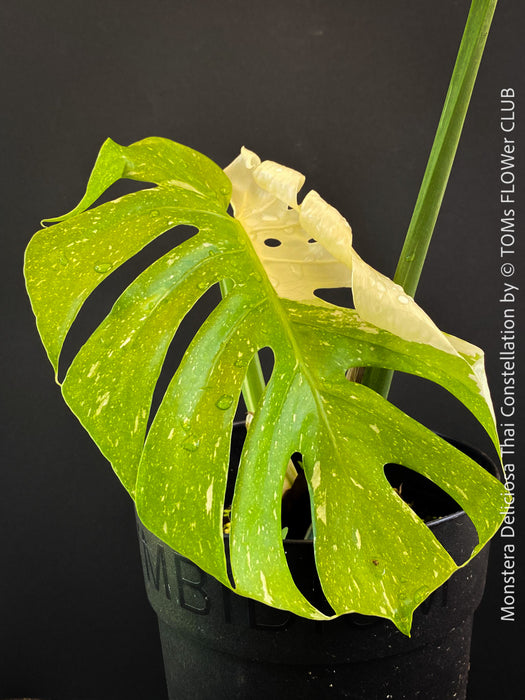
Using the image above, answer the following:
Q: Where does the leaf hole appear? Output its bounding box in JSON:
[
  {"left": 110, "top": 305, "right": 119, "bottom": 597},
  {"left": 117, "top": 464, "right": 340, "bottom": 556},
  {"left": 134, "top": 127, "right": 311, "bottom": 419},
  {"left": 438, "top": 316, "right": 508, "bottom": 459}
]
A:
[
  {"left": 224, "top": 422, "right": 248, "bottom": 511},
  {"left": 383, "top": 462, "right": 478, "bottom": 565},
  {"left": 89, "top": 179, "right": 157, "bottom": 208},
  {"left": 345, "top": 366, "right": 365, "bottom": 383},
  {"left": 58, "top": 224, "right": 198, "bottom": 382},
  {"left": 257, "top": 345, "right": 276, "bottom": 385},
  {"left": 313, "top": 287, "right": 355, "bottom": 308},
  {"left": 369, "top": 371, "right": 496, "bottom": 459},
  {"left": 223, "top": 429, "right": 334, "bottom": 613},
  {"left": 221, "top": 421, "right": 248, "bottom": 585},
  {"left": 280, "top": 453, "right": 334, "bottom": 615},
  {"left": 146, "top": 282, "right": 224, "bottom": 430},
  {"left": 281, "top": 453, "right": 311, "bottom": 539},
  {"left": 264, "top": 238, "right": 282, "bottom": 247}
]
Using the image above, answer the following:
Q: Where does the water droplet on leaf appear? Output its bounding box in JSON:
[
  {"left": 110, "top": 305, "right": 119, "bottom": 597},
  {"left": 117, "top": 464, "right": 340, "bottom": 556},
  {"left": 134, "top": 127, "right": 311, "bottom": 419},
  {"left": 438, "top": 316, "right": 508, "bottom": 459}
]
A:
[
  {"left": 198, "top": 281, "right": 208, "bottom": 290},
  {"left": 234, "top": 357, "right": 248, "bottom": 368},
  {"left": 215, "top": 394, "right": 234, "bottom": 410},
  {"left": 94, "top": 262, "right": 112, "bottom": 273},
  {"left": 150, "top": 210, "right": 160, "bottom": 217},
  {"left": 182, "top": 435, "right": 200, "bottom": 452},
  {"left": 59, "top": 252, "right": 69, "bottom": 267}
]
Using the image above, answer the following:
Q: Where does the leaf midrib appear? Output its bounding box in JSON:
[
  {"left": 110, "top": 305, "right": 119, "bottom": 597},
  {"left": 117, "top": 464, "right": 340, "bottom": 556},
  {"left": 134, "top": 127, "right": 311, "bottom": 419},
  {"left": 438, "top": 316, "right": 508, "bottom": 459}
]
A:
[{"left": 237, "top": 218, "right": 343, "bottom": 465}]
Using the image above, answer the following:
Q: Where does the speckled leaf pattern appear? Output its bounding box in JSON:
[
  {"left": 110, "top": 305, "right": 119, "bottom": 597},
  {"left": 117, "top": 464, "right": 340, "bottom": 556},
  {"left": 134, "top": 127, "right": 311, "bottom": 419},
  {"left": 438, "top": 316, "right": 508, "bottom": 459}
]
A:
[{"left": 25, "top": 138, "right": 507, "bottom": 633}]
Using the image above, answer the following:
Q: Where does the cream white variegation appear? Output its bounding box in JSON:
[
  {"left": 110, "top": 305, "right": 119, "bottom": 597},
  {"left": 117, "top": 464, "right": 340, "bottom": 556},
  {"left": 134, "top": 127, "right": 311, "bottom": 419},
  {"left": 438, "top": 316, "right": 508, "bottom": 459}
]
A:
[{"left": 227, "top": 147, "right": 459, "bottom": 355}]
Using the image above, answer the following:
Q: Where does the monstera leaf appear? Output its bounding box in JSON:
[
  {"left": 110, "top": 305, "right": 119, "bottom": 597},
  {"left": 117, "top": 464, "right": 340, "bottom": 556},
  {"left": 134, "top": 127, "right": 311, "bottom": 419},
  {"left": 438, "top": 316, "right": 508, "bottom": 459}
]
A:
[{"left": 25, "top": 137, "right": 507, "bottom": 634}]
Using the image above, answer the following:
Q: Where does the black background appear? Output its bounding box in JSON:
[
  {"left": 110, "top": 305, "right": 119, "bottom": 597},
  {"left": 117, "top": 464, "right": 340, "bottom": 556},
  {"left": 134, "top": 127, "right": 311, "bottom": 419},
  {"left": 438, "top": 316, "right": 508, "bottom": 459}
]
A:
[{"left": 1, "top": 1, "right": 523, "bottom": 698}]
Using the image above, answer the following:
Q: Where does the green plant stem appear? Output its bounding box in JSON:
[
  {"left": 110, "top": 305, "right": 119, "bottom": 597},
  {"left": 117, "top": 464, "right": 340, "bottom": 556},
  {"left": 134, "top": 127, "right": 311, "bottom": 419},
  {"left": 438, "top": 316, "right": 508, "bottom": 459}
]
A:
[
  {"left": 361, "top": 0, "right": 498, "bottom": 399},
  {"left": 219, "top": 279, "right": 266, "bottom": 413}
]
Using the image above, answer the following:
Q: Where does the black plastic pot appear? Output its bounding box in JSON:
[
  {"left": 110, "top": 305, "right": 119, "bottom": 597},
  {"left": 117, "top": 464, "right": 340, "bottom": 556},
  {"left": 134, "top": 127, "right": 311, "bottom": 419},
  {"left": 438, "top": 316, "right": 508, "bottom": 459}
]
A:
[{"left": 136, "top": 426, "right": 500, "bottom": 700}]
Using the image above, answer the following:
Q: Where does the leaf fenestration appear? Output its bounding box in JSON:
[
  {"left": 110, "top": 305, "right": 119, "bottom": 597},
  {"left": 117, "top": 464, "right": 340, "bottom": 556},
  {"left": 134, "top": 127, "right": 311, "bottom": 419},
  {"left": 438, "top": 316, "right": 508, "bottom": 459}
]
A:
[{"left": 24, "top": 138, "right": 507, "bottom": 633}]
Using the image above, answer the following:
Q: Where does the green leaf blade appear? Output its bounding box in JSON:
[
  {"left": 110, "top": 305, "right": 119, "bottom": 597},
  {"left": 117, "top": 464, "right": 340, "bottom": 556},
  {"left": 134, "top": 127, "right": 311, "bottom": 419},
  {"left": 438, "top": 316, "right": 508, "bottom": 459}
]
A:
[
  {"left": 284, "top": 301, "right": 500, "bottom": 453},
  {"left": 25, "top": 187, "right": 226, "bottom": 373},
  {"left": 230, "top": 366, "right": 328, "bottom": 619},
  {"left": 305, "top": 382, "right": 504, "bottom": 631},
  {"left": 135, "top": 289, "right": 270, "bottom": 587},
  {"left": 42, "top": 136, "right": 231, "bottom": 225},
  {"left": 61, "top": 234, "right": 240, "bottom": 494}
]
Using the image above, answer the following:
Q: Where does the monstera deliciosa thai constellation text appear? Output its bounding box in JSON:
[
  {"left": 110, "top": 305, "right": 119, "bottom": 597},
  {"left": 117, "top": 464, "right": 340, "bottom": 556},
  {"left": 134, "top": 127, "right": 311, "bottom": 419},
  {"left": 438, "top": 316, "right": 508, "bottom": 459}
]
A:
[{"left": 25, "top": 137, "right": 507, "bottom": 634}]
